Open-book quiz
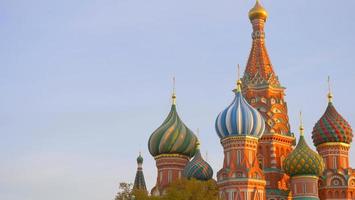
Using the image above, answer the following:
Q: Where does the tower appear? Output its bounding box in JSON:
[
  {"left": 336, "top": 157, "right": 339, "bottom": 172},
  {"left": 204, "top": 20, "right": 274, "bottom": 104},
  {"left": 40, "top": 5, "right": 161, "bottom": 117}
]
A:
[
  {"left": 215, "top": 77, "right": 266, "bottom": 200},
  {"left": 312, "top": 79, "right": 355, "bottom": 200},
  {"left": 241, "top": 1, "right": 295, "bottom": 198},
  {"left": 133, "top": 153, "right": 147, "bottom": 192},
  {"left": 183, "top": 140, "right": 214, "bottom": 181},
  {"left": 283, "top": 113, "right": 325, "bottom": 200},
  {"left": 148, "top": 80, "right": 198, "bottom": 196}
]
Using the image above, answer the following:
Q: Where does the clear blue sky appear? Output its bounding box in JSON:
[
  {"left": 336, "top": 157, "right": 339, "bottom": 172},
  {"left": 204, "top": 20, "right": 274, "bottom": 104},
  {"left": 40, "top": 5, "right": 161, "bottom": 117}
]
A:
[{"left": 1, "top": 0, "right": 354, "bottom": 200}]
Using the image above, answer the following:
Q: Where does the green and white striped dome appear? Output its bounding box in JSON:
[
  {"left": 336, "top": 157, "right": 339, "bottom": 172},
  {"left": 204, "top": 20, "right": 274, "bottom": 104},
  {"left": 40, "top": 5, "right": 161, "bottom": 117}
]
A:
[{"left": 148, "top": 94, "right": 197, "bottom": 158}]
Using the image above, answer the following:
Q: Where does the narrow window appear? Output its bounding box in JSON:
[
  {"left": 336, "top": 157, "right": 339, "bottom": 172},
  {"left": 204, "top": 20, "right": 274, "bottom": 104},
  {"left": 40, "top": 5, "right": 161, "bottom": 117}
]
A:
[
  {"left": 226, "top": 152, "right": 230, "bottom": 166},
  {"left": 237, "top": 150, "right": 241, "bottom": 165},
  {"left": 303, "top": 184, "right": 307, "bottom": 193},
  {"left": 333, "top": 157, "right": 337, "bottom": 169},
  {"left": 168, "top": 170, "right": 172, "bottom": 183},
  {"left": 159, "top": 171, "right": 163, "bottom": 183}
]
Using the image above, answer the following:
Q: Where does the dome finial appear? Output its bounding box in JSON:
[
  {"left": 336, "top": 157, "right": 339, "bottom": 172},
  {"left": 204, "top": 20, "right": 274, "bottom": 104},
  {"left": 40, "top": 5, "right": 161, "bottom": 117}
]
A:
[
  {"left": 234, "top": 64, "right": 242, "bottom": 92},
  {"left": 249, "top": 0, "right": 268, "bottom": 21},
  {"left": 172, "top": 76, "right": 176, "bottom": 105},
  {"left": 327, "top": 76, "right": 333, "bottom": 103},
  {"left": 299, "top": 111, "right": 304, "bottom": 136}
]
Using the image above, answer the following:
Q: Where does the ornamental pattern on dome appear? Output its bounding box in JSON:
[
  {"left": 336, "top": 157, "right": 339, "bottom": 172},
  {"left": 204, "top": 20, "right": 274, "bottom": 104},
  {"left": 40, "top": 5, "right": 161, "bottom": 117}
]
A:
[
  {"left": 283, "top": 134, "right": 324, "bottom": 177},
  {"left": 312, "top": 102, "right": 353, "bottom": 146},
  {"left": 215, "top": 82, "right": 265, "bottom": 139},
  {"left": 183, "top": 143, "right": 213, "bottom": 181},
  {"left": 148, "top": 104, "right": 197, "bottom": 158}
]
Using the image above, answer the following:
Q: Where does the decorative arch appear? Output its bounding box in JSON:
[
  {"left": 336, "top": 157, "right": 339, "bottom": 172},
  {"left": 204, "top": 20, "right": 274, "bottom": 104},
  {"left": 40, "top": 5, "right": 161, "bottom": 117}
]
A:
[
  {"left": 328, "top": 174, "right": 346, "bottom": 186},
  {"left": 348, "top": 177, "right": 355, "bottom": 187}
]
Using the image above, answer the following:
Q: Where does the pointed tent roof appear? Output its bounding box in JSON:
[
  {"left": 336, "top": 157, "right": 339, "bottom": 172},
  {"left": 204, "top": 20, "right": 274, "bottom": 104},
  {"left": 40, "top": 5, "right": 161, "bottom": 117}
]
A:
[
  {"left": 133, "top": 153, "right": 147, "bottom": 191},
  {"left": 243, "top": 1, "right": 281, "bottom": 89}
]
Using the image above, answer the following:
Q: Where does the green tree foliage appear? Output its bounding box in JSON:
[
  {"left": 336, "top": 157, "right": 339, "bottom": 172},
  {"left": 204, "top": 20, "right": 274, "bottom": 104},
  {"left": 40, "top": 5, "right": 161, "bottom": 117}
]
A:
[
  {"left": 115, "top": 183, "right": 134, "bottom": 200},
  {"left": 115, "top": 182, "right": 156, "bottom": 200},
  {"left": 115, "top": 179, "right": 219, "bottom": 200},
  {"left": 162, "top": 179, "right": 219, "bottom": 200}
]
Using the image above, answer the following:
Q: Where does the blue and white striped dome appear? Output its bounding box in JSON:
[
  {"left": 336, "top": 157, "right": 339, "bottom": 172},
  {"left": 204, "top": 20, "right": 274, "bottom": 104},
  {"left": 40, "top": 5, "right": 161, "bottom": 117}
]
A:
[{"left": 215, "top": 84, "right": 265, "bottom": 139}]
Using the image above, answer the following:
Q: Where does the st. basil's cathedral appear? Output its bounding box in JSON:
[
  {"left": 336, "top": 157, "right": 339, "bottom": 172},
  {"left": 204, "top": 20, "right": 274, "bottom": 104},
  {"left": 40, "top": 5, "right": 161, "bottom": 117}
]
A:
[{"left": 130, "top": 1, "right": 355, "bottom": 199}]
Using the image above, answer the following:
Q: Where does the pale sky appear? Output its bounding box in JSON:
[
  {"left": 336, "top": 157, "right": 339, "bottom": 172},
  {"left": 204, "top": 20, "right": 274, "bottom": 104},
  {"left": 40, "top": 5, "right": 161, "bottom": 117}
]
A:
[{"left": 1, "top": 1, "right": 355, "bottom": 200}]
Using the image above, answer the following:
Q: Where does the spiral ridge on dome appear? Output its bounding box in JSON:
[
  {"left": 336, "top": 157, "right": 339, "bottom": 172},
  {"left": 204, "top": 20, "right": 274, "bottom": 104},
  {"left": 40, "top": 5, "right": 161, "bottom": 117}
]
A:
[{"left": 148, "top": 104, "right": 197, "bottom": 158}]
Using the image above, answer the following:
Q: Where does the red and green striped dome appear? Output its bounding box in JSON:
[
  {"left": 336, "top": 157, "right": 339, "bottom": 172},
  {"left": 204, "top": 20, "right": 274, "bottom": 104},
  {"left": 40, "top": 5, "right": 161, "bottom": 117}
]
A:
[
  {"left": 312, "top": 102, "right": 353, "bottom": 146},
  {"left": 183, "top": 142, "right": 213, "bottom": 181}
]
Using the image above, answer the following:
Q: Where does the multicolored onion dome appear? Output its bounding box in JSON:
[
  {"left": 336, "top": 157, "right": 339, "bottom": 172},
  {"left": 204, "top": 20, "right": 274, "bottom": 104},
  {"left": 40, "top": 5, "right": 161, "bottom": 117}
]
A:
[
  {"left": 148, "top": 94, "right": 198, "bottom": 158},
  {"left": 183, "top": 141, "right": 213, "bottom": 181},
  {"left": 284, "top": 126, "right": 325, "bottom": 177},
  {"left": 312, "top": 100, "right": 353, "bottom": 146},
  {"left": 248, "top": 0, "right": 268, "bottom": 21},
  {"left": 215, "top": 81, "right": 265, "bottom": 139}
]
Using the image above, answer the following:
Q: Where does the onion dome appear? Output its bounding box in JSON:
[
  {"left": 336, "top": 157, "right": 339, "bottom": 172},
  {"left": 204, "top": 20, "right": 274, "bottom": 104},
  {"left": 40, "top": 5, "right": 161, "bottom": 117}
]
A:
[
  {"left": 137, "top": 153, "right": 143, "bottom": 164},
  {"left": 312, "top": 86, "right": 353, "bottom": 146},
  {"left": 148, "top": 84, "right": 198, "bottom": 158},
  {"left": 215, "top": 79, "right": 265, "bottom": 139},
  {"left": 248, "top": 0, "right": 268, "bottom": 21},
  {"left": 284, "top": 114, "right": 325, "bottom": 177},
  {"left": 183, "top": 141, "right": 213, "bottom": 181}
]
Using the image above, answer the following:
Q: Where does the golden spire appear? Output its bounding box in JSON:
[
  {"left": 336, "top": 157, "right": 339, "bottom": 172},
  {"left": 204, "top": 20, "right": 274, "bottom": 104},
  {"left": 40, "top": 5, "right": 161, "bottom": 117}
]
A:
[
  {"left": 172, "top": 76, "right": 176, "bottom": 105},
  {"left": 248, "top": 0, "right": 268, "bottom": 21},
  {"left": 327, "top": 76, "right": 333, "bottom": 103},
  {"left": 234, "top": 64, "right": 242, "bottom": 92},
  {"left": 299, "top": 111, "right": 304, "bottom": 136}
]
